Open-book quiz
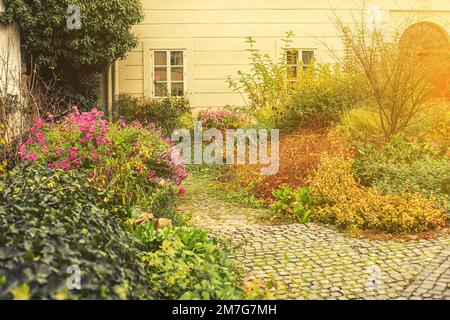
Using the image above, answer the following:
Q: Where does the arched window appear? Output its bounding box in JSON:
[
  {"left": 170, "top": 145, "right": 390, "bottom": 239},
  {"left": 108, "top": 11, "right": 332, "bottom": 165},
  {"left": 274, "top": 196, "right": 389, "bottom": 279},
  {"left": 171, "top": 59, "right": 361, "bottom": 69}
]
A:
[
  {"left": 400, "top": 22, "right": 450, "bottom": 98},
  {"left": 400, "top": 22, "right": 450, "bottom": 53}
]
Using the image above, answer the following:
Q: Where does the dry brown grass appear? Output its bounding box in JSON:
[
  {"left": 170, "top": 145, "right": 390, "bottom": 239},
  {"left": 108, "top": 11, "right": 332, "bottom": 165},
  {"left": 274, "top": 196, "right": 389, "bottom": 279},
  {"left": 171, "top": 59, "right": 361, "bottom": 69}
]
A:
[{"left": 227, "top": 127, "right": 345, "bottom": 202}]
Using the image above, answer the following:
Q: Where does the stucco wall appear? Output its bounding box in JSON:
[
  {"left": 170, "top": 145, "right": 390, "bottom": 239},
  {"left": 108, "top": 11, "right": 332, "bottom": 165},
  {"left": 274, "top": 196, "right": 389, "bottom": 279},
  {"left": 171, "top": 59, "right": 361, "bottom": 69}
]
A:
[
  {"left": 117, "top": 0, "right": 450, "bottom": 112},
  {"left": 0, "top": 0, "right": 22, "bottom": 96}
]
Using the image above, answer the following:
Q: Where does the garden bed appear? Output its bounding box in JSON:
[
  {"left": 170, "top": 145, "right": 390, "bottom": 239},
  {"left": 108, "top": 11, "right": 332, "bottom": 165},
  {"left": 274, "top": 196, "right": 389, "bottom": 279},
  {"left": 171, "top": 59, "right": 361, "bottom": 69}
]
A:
[{"left": 0, "top": 108, "right": 244, "bottom": 300}]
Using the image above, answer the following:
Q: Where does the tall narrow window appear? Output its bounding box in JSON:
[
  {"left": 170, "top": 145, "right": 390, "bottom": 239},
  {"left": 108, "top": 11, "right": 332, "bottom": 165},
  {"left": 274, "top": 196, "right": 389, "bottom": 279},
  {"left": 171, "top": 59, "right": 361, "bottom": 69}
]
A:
[
  {"left": 301, "top": 50, "right": 315, "bottom": 70},
  {"left": 152, "top": 50, "right": 186, "bottom": 97},
  {"left": 286, "top": 49, "right": 299, "bottom": 80}
]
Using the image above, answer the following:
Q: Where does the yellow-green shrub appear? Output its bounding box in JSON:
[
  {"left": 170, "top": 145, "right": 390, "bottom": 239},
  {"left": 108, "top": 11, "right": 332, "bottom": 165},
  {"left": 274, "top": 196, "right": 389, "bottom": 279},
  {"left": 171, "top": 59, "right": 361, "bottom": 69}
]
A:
[
  {"left": 309, "top": 154, "right": 447, "bottom": 234},
  {"left": 117, "top": 94, "right": 191, "bottom": 135},
  {"left": 336, "top": 108, "right": 384, "bottom": 146},
  {"left": 283, "top": 62, "right": 362, "bottom": 128},
  {"left": 337, "top": 103, "right": 450, "bottom": 149},
  {"left": 407, "top": 102, "right": 450, "bottom": 151}
]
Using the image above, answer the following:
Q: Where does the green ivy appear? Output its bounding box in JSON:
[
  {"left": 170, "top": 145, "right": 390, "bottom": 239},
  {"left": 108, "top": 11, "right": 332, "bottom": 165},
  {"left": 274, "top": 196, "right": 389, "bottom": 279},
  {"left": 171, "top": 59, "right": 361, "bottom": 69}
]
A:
[
  {"left": 0, "top": 0, "right": 143, "bottom": 109},
  {"left": 0, "top": 165, "right": 153, "bottom": 300}
]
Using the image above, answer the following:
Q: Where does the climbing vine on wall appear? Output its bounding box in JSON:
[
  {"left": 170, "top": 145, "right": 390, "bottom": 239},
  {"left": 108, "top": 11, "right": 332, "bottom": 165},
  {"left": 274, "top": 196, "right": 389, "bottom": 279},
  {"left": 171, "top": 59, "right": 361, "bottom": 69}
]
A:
[{"left": 0, "top": 0, "right": 144, "bottom": 109}]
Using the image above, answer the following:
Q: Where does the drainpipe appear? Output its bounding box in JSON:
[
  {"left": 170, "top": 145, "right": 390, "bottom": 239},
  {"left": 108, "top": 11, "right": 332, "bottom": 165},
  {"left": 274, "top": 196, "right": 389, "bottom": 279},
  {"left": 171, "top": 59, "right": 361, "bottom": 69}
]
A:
[
  {"left": 107, "top": 65, "right": 113, "bottom": 121},
  {"left": 112, "top": 60, "right": 120, "bottom": 115}
]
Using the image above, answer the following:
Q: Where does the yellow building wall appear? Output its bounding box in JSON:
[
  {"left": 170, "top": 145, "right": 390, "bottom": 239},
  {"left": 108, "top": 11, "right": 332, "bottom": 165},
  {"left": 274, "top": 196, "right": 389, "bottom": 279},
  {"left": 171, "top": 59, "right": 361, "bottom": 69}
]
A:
[
  {"left": 0, "top": 0, "right": 22, "bottom": 96},
  {"left": 118, "top": 0, "right": 450, "bottom": 112}
]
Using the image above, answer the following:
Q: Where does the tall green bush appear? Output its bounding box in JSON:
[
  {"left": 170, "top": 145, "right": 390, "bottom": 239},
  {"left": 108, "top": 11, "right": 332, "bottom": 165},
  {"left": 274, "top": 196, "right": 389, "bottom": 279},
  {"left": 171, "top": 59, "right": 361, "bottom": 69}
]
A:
[
  {"left": 227, "top": 33, "right": 295, "bottom": 129},
  {"left": 117, "top": 94, "right": 191, "bottom": 135},
  {"left": 283, "top": 62, "right": 360, "bottom": 128},
  {"left": 0, "top": 0, "right": 144, "bottom": 109},
  {"left": 228, "top": 33, "right": 360, "bottom": 129}
]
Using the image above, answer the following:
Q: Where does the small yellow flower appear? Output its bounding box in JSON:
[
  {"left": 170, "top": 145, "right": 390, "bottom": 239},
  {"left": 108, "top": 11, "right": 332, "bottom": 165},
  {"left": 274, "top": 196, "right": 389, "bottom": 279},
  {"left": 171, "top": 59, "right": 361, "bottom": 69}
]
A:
[
  {"left": 157, "top": 218, "right": 172, "bottom": 229},
  {"left": 161, "top": 240, "right": 172, "bottom": 252}
]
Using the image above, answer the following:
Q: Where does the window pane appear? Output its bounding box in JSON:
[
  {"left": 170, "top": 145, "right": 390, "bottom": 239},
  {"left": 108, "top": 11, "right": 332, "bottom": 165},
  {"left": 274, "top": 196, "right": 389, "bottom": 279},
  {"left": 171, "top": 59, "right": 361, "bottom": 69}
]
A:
[
  {"left": 154, "top": 51, "right": 167, "bottom": 66},
  {"left": 287, "top": 66, "right": 297, "bottom": 79},
  {"left": 171, "top": 51, "right": 184, "bottom": 66},
  {"left": 171, "top": 67, "right": 184, "bottom": 81},
  {"left": 155, "top": 82, "right": 168, "bottom": 97},
  {"left": 155, "top": 67, "right": 167, "bottom": 81},
  {"left": 171, "top": 82, "right": 184, "bottom": 96},
  {"left": 302, "top": 51, "right": 314, "bottom": 65},
  {"left": 286, "top": 50, "right": 299, "bottom": 65}
]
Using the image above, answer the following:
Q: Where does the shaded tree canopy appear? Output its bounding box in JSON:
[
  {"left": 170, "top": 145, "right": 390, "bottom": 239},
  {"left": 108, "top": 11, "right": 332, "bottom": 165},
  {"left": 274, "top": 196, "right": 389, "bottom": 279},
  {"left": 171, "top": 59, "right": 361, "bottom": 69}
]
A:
[{"left": 0, "top": 0, "right": 144, "bottom": 109}]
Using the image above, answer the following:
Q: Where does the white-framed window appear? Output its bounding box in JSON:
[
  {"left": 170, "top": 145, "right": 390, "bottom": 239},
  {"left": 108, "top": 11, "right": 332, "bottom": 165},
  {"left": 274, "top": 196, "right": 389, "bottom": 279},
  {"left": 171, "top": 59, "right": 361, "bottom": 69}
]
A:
[
  {"left": 286, "top": 49, "right": 315, "bottom": 79},
  {"left": 151, "top": 50, "right": 187, "bottom": 97}
]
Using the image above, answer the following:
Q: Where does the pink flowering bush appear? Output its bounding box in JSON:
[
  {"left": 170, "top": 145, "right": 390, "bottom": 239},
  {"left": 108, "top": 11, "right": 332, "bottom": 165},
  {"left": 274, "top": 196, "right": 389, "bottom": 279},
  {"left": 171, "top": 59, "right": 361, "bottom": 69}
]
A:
[
  {"left": 198, "top": 109, "right": 243, "bottom": 130},
  {"left": 19, "top": 107, "right": 188, "bottom": 210},
  {"left": 20, "top": 108, "right": 111, "bottom": 170}
]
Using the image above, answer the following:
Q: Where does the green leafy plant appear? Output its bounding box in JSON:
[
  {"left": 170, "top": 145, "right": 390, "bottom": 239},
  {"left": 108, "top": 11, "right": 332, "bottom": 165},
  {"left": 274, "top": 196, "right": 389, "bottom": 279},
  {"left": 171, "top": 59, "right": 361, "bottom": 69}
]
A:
[
  {"left": 228, "top": 33, "right": 360, "bottom": 129},
  {"left": 227, "top": 33, "right": 295, "bottom": 129},
  {"left": 336, "top": 108, "right": 384, "bottom": 146},
  {"left": 352, "top": 136, "right": 450, "bottom": 208},
  {"left": 271, "top": 186, "right": 313, "bottom": 223},
  {"left": 0, "top": 0, "right": 144, "bottom": 108},
  {"left": 117, "top": 94, "right": 191, "bottom": 135},
  {"left": 0, "top": 165, "right": 153, "bottom": 300},
  {"left": 309, "top": 154, "right": 447, "bottom": 234},
  {"left": 132, "top": 223, "right": 243, "bottom": 300},
  {"left": 282, "top": 62, "right": 360, "bottom": 128}
]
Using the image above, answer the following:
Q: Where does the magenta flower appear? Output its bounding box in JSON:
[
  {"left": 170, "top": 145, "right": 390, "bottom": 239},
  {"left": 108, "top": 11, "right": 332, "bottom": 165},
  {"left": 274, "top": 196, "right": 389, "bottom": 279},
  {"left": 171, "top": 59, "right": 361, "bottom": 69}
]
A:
[
  {"left": 23, "top": 153, "right": 38, "bottom": 162},
  {"left": 34, "top": 117, "right": 45, "bottom": 129},
  {"left": 69, "top": 147, "right": 79, "bottom": 160},
  {"left": 146, "top": 170, "right": 157, "bottom": 182}
]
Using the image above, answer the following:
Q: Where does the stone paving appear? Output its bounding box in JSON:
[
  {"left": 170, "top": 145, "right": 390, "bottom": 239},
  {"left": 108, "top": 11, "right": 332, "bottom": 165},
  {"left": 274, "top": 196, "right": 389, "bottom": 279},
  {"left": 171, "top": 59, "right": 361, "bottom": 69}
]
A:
[
  {"left": 399, "top": 249, "right": 450, "bottom": 300},
  {"left": 177, "top": 177, "right": 450, "bottom": 300}
]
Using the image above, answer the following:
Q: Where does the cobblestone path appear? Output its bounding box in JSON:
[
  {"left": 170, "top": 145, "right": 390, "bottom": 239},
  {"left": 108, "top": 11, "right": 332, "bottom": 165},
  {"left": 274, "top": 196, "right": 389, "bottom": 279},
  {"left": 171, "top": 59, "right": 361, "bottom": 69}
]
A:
[{"left": 177, "top": 177, "right": 450, "bottom": 300}]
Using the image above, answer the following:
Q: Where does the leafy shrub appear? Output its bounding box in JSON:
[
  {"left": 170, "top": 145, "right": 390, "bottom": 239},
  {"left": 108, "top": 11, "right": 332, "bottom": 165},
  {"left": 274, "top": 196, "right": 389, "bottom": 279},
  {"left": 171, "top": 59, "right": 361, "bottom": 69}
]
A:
[
  {"left": 228, "top": 34, "right": 360, "bottom": 129},
  {"left": 309, "top": 154, "right": 447, "bottom": 233},
  {"left": 0, "top": 0, "right": 144, "bottom": 109},
  {"left": 407, "top": 102, "right": 450, "bottom": 151},
  {"left": 352, "top": 137, "right": 450, "bottom": 207},
  {"left": 198, "top": 109, "right": 243, "bottom": 130},
  {"left": 336, "top": 108, "right": 384, "bottom": 146},
  {"left": 178, "top": 112, "right": 195, "bottom": 130},
  {"left": 18, "top": 108, "right": 188, "bottom": 210},
  {"left": 282, "top": 62, "right": 360, "bottom": 128},
  {"left": 103, "top": 123, "right": 187, "bottom": 208},
  {"left": 271, "top": 186, "right": 313, "bottom": 223},
  {"left": 338, "top": 103, "right": 450, "bottom": 148},
  {"left": 0, "top": 165, "right": 153, "bottom": 300},
  {"left": 117, "top": 94, "right": 191, "bottom": 135},
  {"left": 227, "top": 34, "right": 296, "bottom": 129},
  {"left": 337, "top": 17, "right": 450, "bottom": 138},
  {"left": 133, "top": 223, "right": 243, "bottom": 300}
]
